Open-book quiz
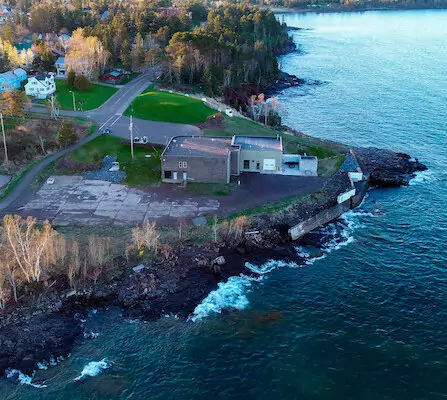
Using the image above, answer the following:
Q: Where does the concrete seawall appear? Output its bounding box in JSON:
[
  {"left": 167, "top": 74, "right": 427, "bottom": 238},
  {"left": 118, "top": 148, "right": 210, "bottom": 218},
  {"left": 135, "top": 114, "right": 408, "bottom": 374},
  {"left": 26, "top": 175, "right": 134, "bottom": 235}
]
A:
[{"left": 288, "top": 180, "right": 368, "bottom": 240}]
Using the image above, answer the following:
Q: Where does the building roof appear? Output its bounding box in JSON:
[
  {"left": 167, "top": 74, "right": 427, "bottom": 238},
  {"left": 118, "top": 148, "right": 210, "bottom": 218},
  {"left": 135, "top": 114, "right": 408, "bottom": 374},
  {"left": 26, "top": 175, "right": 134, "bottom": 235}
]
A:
[
  {"left": 108, "top": 71, "right": 122, "bottom": 77},
  {"left": 55, "top": 57, "right": 65, "bottom": 64},
  {"left": 34, "top": 73, "right": 52, "bottom": 81},
  {"left": 13, "top": 68, "right": 27, "bottom": 78},
  {"left": 339, "top": 150, "right": 362, "bottom": 172},
  {"left": 231, "top": 136, "right": 282, "bottom": 152},
  {"left": 163, "top": 136, "right": 233, "bottom": 158}
]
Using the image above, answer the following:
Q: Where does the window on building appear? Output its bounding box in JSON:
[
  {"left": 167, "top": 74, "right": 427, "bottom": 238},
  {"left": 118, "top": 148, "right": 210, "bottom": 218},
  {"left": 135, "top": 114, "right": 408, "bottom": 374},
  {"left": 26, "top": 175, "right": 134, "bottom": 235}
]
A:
[
  {"left": 243, "top": 160, "right": 250, "bottom": 169},
  {"left": 256, "top": 162, "right": 260, "bottom": 170},
  {"left": 164, "top": 171, "right": 172, "bottom": 179},
  {"left": 178, "top": 161, "right": 187, "bottom": 168}
]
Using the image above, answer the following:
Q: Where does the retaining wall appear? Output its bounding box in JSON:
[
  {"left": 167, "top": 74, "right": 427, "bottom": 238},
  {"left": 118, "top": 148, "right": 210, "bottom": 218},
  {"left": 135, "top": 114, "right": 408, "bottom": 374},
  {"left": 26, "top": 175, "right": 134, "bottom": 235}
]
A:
[{"left": 288, "top": 179, "right": 369, "bottom": 240}]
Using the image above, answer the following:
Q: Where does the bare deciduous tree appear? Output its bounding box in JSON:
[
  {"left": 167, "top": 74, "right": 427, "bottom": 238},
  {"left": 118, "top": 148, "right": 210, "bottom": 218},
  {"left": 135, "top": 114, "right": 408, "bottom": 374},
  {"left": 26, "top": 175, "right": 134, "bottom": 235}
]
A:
[{"left": 3, "top": 215, "right": 54, "bottom": 282}]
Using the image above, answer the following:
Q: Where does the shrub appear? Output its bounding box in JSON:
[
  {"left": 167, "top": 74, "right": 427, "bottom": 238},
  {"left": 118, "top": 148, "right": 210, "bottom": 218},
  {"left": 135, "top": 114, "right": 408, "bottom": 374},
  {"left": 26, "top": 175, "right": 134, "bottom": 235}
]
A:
[
  {"left": 73, "top": 74, "right": 92, "bottom": 92},
  {"left": 67, "top": 70, "right": 76, "bottom": 88}
]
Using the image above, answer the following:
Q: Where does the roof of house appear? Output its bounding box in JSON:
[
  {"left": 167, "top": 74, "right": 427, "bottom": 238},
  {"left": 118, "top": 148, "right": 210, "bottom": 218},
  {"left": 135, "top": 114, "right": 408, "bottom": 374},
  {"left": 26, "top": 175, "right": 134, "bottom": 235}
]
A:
[
  {"left": 34, "top": 73, "right": 53, "bottom": 81},
  {"left": 339, "top": 150, "right": 362, "bottom": 173},
  {"left": 0, "top": 69, "right": 26, "bottom": 82},
  {"left": 163, "top": 136, "right": 233, "bottom": 158},
  {"left": 231, "top": 136, "right": 283, "bottom": 152},
  {"left": 101, "top": 11, "right": 109, "bottom": 19},
  {"left": 55, "top": 57, "right": 65, "bottom": 64},
  {"left": 59, "top": 33, "right": 71, "bottom": 40},
  {"left": 108, "top": 71, "right": 122, "bottom": 77}
]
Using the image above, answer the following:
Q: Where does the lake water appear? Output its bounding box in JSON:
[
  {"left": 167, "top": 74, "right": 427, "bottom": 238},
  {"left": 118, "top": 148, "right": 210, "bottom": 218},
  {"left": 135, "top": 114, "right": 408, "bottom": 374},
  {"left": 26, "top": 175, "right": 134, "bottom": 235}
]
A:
[{"left": 2, "top": 9, "right": 447, "bottom": 400}]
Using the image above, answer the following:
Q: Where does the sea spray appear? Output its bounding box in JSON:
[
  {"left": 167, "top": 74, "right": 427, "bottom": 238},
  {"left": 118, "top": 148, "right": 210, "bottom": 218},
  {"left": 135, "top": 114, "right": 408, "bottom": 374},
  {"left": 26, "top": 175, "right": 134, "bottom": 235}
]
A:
[
  {"left": 5, "top": 369, "right": 47, "bottom": 388},
  {"left": 74, "top": 359, "right": 111, "bottom": 381},
  {"left": 189, "top": 275, "right": 255, "bottom": 322}
]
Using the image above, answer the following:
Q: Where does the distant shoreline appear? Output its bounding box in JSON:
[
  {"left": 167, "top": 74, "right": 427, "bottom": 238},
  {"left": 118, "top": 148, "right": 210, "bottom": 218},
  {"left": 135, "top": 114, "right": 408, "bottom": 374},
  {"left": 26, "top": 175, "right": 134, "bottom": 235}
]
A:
[{"left": 270, "top": 5, "right": 447, "bottom": 14}]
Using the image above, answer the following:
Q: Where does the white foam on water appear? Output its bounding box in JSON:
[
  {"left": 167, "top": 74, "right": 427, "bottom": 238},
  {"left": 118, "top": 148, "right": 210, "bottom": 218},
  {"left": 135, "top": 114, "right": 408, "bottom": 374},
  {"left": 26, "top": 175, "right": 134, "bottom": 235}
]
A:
[
  {"left": 5, "top": 369, "right": 47, "bottom": 388},
  {"left": 74, "top": 358, "right": 111, "bottom": 382},
  {"left": 408, "top": 169, "right": 436, "bottom": 186},
  {"left": 189, "top": 275, "right": 255, "bottom": 322},
  {"left": 37, "top": 361, "right": 48, "bottom": 370},
  {"left": 83, "top": 331, "right": 100, "bottom": 339}
]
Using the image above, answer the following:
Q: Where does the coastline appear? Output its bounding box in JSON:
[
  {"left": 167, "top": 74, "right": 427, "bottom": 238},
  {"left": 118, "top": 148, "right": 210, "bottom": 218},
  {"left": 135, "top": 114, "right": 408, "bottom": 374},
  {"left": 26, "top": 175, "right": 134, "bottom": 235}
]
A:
[{"left": 0, "top": 142, "right": 426, "bottom": 380}]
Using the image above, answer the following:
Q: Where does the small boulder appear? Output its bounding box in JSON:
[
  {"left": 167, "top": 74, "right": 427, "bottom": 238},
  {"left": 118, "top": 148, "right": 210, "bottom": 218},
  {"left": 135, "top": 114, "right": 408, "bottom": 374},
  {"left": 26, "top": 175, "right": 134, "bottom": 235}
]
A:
[{"left": 212, "top": 256, "right": 226, "bottom": 266}]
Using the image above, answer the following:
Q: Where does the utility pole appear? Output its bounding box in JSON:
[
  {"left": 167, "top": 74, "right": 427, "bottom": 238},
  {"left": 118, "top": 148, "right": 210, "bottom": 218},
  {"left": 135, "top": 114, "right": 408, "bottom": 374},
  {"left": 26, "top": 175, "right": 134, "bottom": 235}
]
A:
[
  {"left": 1, "top": 113, "right": 8, "bottom": 165},
  {"left": 129, "top": 115, "right": 134, "bottom": 159}
]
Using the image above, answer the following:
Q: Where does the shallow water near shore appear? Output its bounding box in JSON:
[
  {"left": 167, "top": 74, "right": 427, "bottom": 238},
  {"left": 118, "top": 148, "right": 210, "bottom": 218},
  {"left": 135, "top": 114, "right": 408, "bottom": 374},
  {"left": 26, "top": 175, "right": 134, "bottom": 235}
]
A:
[{"left": 2, "top": 9, "right": 447, "bottom": 400}]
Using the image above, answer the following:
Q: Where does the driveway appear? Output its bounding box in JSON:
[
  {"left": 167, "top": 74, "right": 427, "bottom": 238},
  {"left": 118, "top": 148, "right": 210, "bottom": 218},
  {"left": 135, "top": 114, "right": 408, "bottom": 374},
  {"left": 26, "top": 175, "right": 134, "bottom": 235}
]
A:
[{"left": 102, "top": 115, "right": 201, "bottom": 146}]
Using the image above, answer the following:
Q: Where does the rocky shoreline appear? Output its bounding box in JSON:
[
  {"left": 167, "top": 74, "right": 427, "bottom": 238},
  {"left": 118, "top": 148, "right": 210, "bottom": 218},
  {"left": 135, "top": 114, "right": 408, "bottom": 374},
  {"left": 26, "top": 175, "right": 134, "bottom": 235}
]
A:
[{"left": 0, "top": 147, "right": 426, "bottom": 379}]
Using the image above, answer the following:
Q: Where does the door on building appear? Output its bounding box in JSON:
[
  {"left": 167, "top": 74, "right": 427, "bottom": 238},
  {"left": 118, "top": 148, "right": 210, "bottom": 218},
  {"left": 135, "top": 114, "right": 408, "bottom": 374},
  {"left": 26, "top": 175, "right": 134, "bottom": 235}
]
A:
[
  {"left": 263, "top": 159, "right": 276, "bottom": 171},
  {"left": 183, "top": 172, "right": 187, "bottom": 181},
  {"left": 173, "top": 172, "right": 178, "bottom": 180},
  {"left": 256, "top": 162, "right": 260, "bottom": 170}
]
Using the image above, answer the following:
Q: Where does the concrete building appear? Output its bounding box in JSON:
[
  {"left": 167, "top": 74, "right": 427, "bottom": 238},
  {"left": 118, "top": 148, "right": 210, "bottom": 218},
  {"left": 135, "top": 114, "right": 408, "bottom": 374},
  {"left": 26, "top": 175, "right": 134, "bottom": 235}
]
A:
[{"left": 161, "top": 135, "right": 284, "bottom": 184}]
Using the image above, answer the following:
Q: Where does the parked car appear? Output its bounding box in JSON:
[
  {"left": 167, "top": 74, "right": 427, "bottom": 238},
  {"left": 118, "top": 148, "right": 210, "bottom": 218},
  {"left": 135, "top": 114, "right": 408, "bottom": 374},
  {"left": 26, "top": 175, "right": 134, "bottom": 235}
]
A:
[
  {"left": 108, "top": 162, "right": 120, "bottom": 172},
  {"left": 46, "top": 177, "right": 55, "bottom": 185},
  {"left": 102, "top": 128, "right": 111, "bottom": 134}
]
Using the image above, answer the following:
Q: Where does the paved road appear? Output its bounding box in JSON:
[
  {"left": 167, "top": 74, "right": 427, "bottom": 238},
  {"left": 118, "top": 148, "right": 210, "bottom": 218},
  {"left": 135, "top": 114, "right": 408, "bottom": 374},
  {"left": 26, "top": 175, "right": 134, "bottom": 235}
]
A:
[{"left": 1, "top": 71, "right": 201, "bottom": 211}]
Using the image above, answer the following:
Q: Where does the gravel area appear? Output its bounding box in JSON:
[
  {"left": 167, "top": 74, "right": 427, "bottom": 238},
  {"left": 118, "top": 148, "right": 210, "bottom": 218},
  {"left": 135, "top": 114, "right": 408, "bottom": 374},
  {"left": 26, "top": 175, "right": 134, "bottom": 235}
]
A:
[{"left": 83, "top": 156, "right": 126, "bottom": 183}]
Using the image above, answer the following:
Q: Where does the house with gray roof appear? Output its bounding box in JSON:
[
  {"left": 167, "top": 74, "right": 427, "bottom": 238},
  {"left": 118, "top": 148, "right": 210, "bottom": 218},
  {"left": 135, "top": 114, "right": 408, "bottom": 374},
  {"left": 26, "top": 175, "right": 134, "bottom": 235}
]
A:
[{"left": 339, "top": 150, "right": 364, "bottom": 183}]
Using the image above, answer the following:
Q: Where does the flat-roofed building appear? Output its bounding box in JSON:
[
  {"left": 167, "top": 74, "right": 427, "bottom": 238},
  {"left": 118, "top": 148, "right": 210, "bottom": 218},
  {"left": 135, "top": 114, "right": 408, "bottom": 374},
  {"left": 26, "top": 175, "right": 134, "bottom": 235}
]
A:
[
  {"left": 161, "top": 135, "right": 293, "bottom": 184},
  {"left": 161, "top": 136, "right": 233, "bottom": 183}
]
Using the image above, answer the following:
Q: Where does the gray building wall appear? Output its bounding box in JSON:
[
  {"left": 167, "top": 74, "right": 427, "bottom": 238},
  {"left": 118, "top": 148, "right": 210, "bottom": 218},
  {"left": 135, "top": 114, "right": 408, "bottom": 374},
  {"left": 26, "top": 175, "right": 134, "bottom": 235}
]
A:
[
  {"left": 230, "top": 148, "right": 240, "bottom": 175},
  {"left": 239, "top": 149, "right": 282, "bottom": 172},
  {"left": 162, "top": 155, "right": 230, "bottom": 184},
  {"left": 299, "top": 157, "right": 318, "bottom": 176}
]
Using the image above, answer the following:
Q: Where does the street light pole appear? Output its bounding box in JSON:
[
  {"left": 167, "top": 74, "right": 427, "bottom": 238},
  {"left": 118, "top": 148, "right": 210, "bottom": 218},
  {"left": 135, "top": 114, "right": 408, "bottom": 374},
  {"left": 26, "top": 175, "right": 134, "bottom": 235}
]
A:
[
  {"left": 70, "top": 90, "right": 76, "bottom": 111},
  {"left": 129, "top": 115, "right": 134, "bottom": 160},
  {"left": 0, "top": 113, "right": 8, "bottom": 165}
]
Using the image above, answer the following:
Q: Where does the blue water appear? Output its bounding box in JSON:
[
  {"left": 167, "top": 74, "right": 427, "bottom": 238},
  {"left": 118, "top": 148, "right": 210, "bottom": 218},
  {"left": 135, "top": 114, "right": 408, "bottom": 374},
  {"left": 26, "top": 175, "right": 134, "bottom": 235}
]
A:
[{"left": 2, "top": 9, "right": 447, "bottom": 400}]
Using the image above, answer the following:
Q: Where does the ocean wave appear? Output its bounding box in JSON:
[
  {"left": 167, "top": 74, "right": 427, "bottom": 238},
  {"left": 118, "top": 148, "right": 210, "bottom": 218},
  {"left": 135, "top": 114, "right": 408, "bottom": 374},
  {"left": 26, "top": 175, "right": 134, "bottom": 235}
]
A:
[
  {"left": 190, "top": 208, "right": 371, "bottom": 321},
  {"left": 408, "top": 169, "right": 437, "bottom": 186},
  {"left": 74, "top": 359, "right": 111, "bottom": 382},
  {"left": 5, "top": 369, "right": 47, "bottom": 388},
  {"left": 189, "top": 275, "right": 256, "bottom": 322}
]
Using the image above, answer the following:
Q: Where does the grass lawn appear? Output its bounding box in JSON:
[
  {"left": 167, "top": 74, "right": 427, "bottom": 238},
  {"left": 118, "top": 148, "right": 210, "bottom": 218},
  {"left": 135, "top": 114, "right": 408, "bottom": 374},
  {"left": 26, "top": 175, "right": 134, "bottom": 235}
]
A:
[
  {"left": 124, "top": 86, "right": 216, "bottom": 124},
  {"left": 43, "top": 80, "right": 118, "bottom": 111},
  {"left": 60, "top": 135, "right": 161, "bottom": 186}
]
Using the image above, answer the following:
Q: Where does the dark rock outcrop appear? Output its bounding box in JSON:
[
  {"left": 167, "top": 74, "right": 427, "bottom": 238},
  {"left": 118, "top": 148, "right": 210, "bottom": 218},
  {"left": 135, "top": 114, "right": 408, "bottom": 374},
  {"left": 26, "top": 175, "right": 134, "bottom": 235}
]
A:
[
  {"left": 354, "top": 147, "right": 427, "bottom": 187},
  {"left": 0, "top": 313, "right": 82, "bottom": 376}
]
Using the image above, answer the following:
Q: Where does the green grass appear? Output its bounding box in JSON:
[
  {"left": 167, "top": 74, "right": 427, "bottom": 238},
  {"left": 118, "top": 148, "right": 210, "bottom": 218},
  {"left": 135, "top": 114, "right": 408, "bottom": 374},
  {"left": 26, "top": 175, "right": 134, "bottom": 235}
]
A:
[
  {"left": 64, "top": 135, "right": 162, "bottom": 186},
  {"left": 204, "top": 116, "right": 340, "bottom": 159},
  {"left": 40, "top": 80, "right": 118, "bottom": 111},
  {"left": 124, "top": 86, "right": 216, "bottom": 124}
]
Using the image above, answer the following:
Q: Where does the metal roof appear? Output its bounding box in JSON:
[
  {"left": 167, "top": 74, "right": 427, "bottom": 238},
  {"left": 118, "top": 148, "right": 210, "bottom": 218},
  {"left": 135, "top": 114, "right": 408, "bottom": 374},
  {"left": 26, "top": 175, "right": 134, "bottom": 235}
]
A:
[
  {"left": 232, "top": 136, "right": 282, "bottom": 152},
  {"left": 339, "top": 151, "right": 362, "bottom": 172},
  {"left": 163, "top": 136, "right": 233, "bottom": 158}
]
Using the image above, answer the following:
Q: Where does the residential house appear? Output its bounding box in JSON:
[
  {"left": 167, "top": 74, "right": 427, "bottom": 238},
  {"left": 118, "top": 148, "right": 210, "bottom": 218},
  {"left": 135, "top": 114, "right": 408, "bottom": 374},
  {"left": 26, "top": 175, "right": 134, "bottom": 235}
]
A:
[
  {"left": 55, "top": 57, "right": 67, "bottom": 77},
  {"left": 25, "top": 73, "right": 56, "bottom": 99},
  {"left": 0, "top": 68, "right": 27, "bottom": 92}
]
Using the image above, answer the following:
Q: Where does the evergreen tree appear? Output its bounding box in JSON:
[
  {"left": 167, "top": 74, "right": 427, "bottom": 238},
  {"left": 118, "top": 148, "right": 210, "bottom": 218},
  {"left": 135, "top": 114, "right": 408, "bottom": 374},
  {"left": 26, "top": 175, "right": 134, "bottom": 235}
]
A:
[
  {"left": 67, "top": 70, "right": 76, "bottom": 88},
  {"left": 57, "top": 121, "right": 77, "bottom": 149}
]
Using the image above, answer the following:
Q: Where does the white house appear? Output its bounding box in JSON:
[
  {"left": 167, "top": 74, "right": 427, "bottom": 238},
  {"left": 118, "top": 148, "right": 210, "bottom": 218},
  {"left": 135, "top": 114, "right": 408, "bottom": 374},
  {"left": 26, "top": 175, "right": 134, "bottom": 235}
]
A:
[
  {"left": 25, "top": 73, "right": 56, "bottom": 99},
  {"left": 55, "top": 57, "right": 67, "bottom": 77}
]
